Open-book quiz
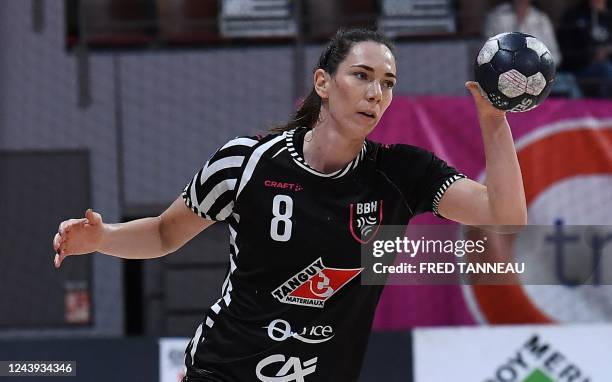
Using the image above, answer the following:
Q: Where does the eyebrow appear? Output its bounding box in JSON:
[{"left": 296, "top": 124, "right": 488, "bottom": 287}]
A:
[{"left": 350, "top": 64, "right": 396, "bottom": 79}]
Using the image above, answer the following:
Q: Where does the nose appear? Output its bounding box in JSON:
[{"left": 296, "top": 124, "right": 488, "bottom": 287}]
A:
[{"left": 366, "top": 81, "right": 382, "bottom": 103}]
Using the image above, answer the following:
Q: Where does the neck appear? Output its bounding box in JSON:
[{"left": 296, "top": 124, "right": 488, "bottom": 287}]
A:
[{"left": 302, "top": 119, "right": 365, "bottom": 174}]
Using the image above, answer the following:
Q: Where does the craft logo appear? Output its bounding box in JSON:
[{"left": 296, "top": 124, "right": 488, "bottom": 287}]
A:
[
  {"left": 484, "top": 334, "right": 590, "bottom": 382},
  {"left": 264, "top": 180, "right": 303, "bottom": 192},
  {"left": 349, "top": 200, "right": 383, "bottom": 244},
  {"left": 271, "top": 258, "right": 362, "bottom": 308}
]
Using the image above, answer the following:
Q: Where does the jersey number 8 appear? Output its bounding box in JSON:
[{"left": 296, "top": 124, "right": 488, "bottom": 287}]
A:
[{"left": 270, "top": 195, "right": 293, "bottom": 242}]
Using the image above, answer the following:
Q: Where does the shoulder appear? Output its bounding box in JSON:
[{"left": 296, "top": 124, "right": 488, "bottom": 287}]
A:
[
  {"left": 367, "top": 141, "right": 437, "bottom": 175},
  {"left": 212, "top": 132, "right": 284, "bottom": 159},
  {"left": 214, "top": 135, "right": 260, "bottom": 156},
  {"left": 371, "top": 141, "right": 462, "bottom": 180},
  {"left": 370, "top": 141, "right": 434, "bottom": 162}
]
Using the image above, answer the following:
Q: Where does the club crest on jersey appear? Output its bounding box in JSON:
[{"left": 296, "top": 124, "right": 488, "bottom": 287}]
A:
[
  {"left": 349, "top": 200, "right": 383, "bottom": 244},
  {"left": 271, "top": 258, "right": 362, "bottom": 308}
]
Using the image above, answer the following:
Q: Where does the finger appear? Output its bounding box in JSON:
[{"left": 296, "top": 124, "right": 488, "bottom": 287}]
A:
[
  {"left": 54, "top": 252, "right": 69, "bottom": 268},
  {"left": 59, "top": 218, "right": 87, "bottom": 235},
  {"left": 59, "top": 221, "right": 68, "bottom": 235},
  {"left": 53, "top": 233, "right": 62, "bottom": 252},
  {"left": 465, "top": 81, "right": 482, "bottom": 98},
  {"left": 465, "top": 80, "right": 478, "bottom": 89},
  {"left": 59, "top": 220, "right": 77, "bottom": 235},
  {"left": 466, "top": 83, "right": 496, "bottom": 110}
]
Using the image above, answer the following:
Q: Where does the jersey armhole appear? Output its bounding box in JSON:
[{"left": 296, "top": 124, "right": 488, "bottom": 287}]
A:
[{"left": 431, "top": 174, "right": 467, "bottom": 218}]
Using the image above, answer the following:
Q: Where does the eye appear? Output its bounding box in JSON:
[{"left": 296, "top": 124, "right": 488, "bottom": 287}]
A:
[
  {"left": 354, "top": 72, "right": 368, "bottom": 80},
  {"left": 384, "top": 80, "right": 396, "bottom": 89}
]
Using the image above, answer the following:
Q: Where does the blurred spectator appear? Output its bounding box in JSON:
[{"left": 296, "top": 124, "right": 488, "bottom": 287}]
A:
[
  {"left": 484, "top": 0, "right": 562, "bottom": 66},
  {"left": 559, "top": 0, "right": 612, "bottom": 98}
]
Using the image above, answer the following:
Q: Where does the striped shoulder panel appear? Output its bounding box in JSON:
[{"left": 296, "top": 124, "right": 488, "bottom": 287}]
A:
[
  {"left": 236, "top": 133, "right": 286, "bottom": 197},
  {"left": 182, "top": 135, "right": 261, "bottom": 221}
]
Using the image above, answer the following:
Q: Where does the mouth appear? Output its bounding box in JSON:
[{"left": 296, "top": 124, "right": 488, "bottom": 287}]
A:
[{"left": 357, "top": 111, "right": 376, "bottom": 120}]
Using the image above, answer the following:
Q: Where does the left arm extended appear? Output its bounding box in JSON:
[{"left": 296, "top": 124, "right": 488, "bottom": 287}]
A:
[{"left": 437, "top": 82, "right": 527, "bottom": 227}]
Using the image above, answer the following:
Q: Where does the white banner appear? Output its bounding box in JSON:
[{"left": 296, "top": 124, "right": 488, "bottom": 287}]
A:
[
  {"left": 414, "top": 324, "right": 612, "bottom": 381},
  {"left": 159, "top": 338, "right": 190, "bottom": 382}
]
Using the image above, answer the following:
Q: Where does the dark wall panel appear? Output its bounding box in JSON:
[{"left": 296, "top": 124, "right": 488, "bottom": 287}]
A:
[{"left": 0, "top": 151, "right": 92, "bottom": 329}]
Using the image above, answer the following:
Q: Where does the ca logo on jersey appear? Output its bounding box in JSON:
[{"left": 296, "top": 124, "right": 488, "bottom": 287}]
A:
[
  {"left": 256, "top": 354, "right": 317, "bottom": 382},
  {"left": 271, "top": 258, "right": 362, "bottom": 308},
  {"left": 349, "top": 200, "right": 383, "bottom": 244}
]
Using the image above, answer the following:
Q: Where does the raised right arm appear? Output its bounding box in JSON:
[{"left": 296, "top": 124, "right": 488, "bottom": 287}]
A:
[{"left": 52, "top": 196, "right": 214, "bottom": 268}]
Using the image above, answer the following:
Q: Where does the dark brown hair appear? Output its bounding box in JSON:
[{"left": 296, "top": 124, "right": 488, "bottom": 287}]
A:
[{"left": 271, "top": 28, "right": 396, "bottom": 132}]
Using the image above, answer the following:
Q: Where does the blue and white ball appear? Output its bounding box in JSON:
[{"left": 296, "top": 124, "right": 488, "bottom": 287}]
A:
[{"left": 475, "top": 32, "right": 556, "bottom": 112}]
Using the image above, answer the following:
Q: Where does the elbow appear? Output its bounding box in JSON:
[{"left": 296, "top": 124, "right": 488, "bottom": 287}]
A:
[
  {"left": 507, "top": 212, "right": 528, "bottom": 228},
  {"left": 486, "top": 194, "right": 527, "bottom": 230},
  {"left": 505, "top": 204, "right": 528, "bottom": 226},
  {"left": 514, "top": 204, "right": 529, "bottom": 227},
  {"left": 492, "top": 209, "right": 528, "bottom": 232},
  {"left": 486, "top": 189, "right": 528, "bottom": 229}
]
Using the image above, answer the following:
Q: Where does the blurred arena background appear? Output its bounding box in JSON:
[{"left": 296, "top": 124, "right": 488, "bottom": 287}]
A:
[{"left": 0, "top": 0, "right": 611, "bottom": 381}]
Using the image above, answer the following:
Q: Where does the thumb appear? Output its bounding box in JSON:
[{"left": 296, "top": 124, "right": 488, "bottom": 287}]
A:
[
  {"left": 465, "top": 81, "right": 493, "bottom": 107},
  {"left": 465, "top": 81, "right": 482, "bottom": 98},
  {"left": 85, "top": 209, "right": 102, "bottom": 225},
  {"left": 465, "top": 81, "right": 506, "bottom": 118}
]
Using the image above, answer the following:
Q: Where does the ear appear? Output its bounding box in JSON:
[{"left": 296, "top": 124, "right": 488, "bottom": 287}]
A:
[{"left": 314, "top": 69, "right": 330, "bottom": 99}]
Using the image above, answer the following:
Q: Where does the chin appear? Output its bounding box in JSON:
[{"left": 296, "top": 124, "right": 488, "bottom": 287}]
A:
[
  {"left": 342, "top": 122, "right": 369, "bottom": 137},
  {"left": 361, "top": 120, "right": 378, "bottom": 135},
  {"left": 336, "top": 117, "right": 377, "bottom": 139}
]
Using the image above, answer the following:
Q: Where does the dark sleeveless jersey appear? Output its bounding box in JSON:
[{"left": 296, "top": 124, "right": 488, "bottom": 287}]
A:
[{"left": 181, "top": 127, "right": 465, "bottom": 382}]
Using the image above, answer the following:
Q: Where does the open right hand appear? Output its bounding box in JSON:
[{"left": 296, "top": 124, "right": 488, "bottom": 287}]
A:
[{"left": 53, "top": 209, "right": 105, "bottom": 268}]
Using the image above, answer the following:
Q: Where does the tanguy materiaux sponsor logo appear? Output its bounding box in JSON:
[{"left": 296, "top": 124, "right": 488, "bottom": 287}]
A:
[
  {"left": 485, "top": 334, "right": 591, "bottom": 382},
  {"left": 271, "top": 258, "right": 362, "bottom": 308}
]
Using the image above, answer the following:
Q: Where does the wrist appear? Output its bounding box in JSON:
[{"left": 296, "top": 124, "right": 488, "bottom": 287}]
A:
[
  {"left": 97, "top": 223, "right": 112, "bottom": 253},
  {"left": 479, "top": 112, "right": 507, "bottom": 126}
]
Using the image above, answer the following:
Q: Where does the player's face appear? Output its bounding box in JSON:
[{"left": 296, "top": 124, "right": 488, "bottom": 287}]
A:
[{"left": 326, "top": 41, "right": 396, "bottom": 137}]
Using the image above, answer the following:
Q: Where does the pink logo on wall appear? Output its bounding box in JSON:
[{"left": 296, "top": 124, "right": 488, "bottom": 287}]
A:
[{"left": 369, "top": 96, "right": 612, "bottom": 329}]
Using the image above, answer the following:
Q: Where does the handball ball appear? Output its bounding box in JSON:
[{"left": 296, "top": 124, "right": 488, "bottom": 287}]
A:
[{"left": 475, "top": 32, "right": 555, "bottom": 112}]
